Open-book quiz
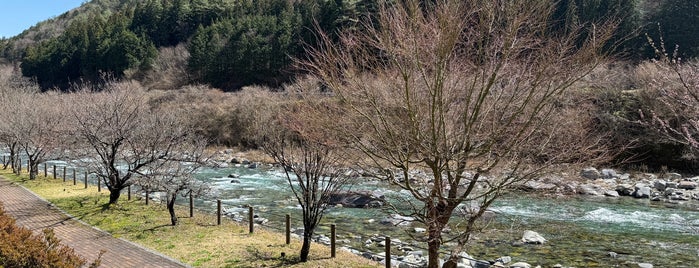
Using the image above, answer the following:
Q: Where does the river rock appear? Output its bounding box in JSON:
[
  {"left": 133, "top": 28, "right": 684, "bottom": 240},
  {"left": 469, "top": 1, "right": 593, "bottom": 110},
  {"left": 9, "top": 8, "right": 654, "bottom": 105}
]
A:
[
  {"left": 509, "top": 262, "right": 531, "bottom": 268},
  {"left": 496, "top": 256, "right": 512, "bottom": 264},
  {"left": 400, "top": 254, "right": 426, "bottom": 267},
  {"left": 521, "top": 230, "right": 546, "bottom": 244},
  {"left": 664, "top": 173, "right": 682, "bottom": 181},
  {"left": 327, "top": 191, "right": 385, "bottom": 208},
  {"left": 637, "top": 263, "right": 653, "bottom": 268},
  {"left": 633, "top": 183, "right": 651, "bottom": 198},
  {"left": 380, "top": 214, "right": 415, "bottom": 226},
  {"left": 229, "top": 179, "right": 241, "bottom": 183},
  {"left": 414, "top": 227, "right": 426, "bottom": 233},
  {"left": 581, "top": 167, "right": 601, "bottom": 180},
  {"left": 228, "top": 173, "right": 240, "bottom": 178},
  {"left": 578, "top": 184, "right": 601, "bottom": 196},
  {"left": 616, "top": 184, "right": 634, "bottom": 196},
  {"left": 601, "top": 168, "right": 618, "bottom": 179},
  {"left": 522, "top": 181, "right": 557, "bottom": 191},
  {"left": 678, "top": 181, "right": 697, "bottom": 190},
  {"left": 604, "top": 190, "right": 620, "bottom": 197},
  {"left": 653, "top": 180, "right": 667, "bottom": 191},
  {"left": 253, "top": 217, "right": 268, "bottom": 225}
]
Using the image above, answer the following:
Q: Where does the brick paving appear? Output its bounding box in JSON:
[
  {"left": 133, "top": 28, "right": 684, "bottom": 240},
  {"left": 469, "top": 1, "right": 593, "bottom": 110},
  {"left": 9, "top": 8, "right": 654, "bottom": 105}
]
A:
[{"left": 0, "top": 177, "right": 189, "bottom": 268}]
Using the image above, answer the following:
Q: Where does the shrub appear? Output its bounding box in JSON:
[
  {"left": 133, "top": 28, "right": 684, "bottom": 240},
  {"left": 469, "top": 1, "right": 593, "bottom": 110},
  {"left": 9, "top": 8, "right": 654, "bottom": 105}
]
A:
[{"left": 0, "top": 204, "right": 86, "bottom": 268}]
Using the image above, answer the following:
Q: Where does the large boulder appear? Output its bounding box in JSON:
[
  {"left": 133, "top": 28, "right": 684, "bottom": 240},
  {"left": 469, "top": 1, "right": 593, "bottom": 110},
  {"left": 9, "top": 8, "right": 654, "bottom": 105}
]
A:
[{"left": 327, "top": 191, "right": 385, "bottom": 208}]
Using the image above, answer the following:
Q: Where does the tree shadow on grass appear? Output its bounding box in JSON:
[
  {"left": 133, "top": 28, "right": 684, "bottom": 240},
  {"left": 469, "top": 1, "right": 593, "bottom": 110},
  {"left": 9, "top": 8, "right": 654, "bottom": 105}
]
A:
[{"left": 242, "top": 245, "right": 333, "bottom": 268}]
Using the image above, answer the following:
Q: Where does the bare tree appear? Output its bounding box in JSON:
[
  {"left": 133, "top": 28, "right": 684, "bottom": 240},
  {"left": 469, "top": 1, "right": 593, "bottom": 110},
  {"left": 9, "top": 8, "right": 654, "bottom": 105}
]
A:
[
  {"left": 13, "top": 92, "right": 69, "bottom": 180},
  {"left": 301, "top": 0, "right": 614, "bottom": 267},
  {"left": 639, "top": 43, "right": 699, "bottom": 153},
  {"left": 134, "top": 110, "right": 209, "bottom": 226},
  {"left": 69, "top": 81, "right": 207, "bottom": 205},
  {"left": 258, "top": 94, "right": 353, "bottom": 262},
  {"left": 0, "top": 65, "right": 40, "bottom": 174}
]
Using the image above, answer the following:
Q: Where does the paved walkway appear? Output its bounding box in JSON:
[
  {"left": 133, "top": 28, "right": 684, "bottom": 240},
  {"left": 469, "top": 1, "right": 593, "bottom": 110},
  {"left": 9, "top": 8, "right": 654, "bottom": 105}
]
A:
[{"left": 0, "top": 177, "right": 189, "bottom": 268}]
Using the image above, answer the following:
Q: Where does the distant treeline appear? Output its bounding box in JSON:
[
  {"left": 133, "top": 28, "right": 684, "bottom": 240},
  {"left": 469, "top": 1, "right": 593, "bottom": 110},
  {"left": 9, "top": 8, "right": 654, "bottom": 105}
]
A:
[{"left": 1, "top": 0, "right": 697, "bottom": 90}]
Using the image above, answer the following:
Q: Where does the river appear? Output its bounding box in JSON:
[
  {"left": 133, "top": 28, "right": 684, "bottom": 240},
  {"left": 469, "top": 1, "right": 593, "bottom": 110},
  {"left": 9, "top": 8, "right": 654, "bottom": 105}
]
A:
[{"left": 195, "top": 164, "right": 699, "bottom": 267}]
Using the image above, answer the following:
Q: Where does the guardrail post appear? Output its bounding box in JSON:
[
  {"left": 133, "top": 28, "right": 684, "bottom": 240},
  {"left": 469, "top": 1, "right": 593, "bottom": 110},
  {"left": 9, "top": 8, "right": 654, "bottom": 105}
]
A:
[
  {"left": 331, "top": 224, "right": 336, "bottom": 258},
  {"left": 62, "top": 166, "right": 67, "bottom": 182},
  {"left": 285, "top": 214, "right": 291, "bottom": 245},
  {"left": 385, "top": 236, "right": 391, "bottom": 268},
  {"left": 248, "top": 206, "right": 254, "bottom": 233},
  {"left": 43, "top": 163, "right": 47, "bottom": 177},
  {"left": 84, "top": 172, "right": 88, "bottom": 189},
  {"left": 217, "top": 199, "right": 222, "bottom": 225},
  {"left": 52, "top": 165, "right": 56, "bottom": 179},
  {"left": 127, "top": 185, "right": 131, "bottom": 200},
  {"left": 72, "top": 169, "right": 76, "bottom": 185},
  {"left": 189, "top": 192, "right": 194, "bottom": 218}
]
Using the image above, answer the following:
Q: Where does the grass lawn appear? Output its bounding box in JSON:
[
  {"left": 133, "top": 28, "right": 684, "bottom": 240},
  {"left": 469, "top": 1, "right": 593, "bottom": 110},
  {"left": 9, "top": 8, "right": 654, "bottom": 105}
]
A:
[{"left": 0, "top": 169, "right": 379, "bottom": 268}]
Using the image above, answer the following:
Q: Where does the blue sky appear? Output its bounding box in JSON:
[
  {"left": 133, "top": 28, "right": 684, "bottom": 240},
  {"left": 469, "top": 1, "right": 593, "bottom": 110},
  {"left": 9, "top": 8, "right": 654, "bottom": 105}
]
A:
[{"left": 0, "top": 0, "right": 86, "bottom": 38}]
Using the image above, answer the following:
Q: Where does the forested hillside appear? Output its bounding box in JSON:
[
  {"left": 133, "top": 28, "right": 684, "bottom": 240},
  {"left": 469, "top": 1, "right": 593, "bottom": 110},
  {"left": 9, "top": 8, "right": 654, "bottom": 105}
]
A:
[{"left": 0, "top": 0, "right": 697, "bottom": 91}]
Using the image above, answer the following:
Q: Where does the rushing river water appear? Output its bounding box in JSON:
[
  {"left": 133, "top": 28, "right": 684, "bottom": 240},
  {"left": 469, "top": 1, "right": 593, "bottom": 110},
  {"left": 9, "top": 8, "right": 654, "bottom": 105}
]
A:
[{"left": 195, "top": 164, "right": 699, "bottom": 267}]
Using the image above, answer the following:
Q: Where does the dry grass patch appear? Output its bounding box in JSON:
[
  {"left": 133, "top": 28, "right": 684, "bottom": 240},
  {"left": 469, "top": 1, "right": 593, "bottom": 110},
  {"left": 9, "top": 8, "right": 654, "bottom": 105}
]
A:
[{"left": 1, "top": 170, "right": 378, "bottom": 268}]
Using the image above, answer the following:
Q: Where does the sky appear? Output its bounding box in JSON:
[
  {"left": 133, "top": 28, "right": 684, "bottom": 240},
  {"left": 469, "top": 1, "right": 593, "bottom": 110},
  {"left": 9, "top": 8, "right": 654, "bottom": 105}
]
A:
[{"left": 0, "top": 0, "right": 86, "bottom": 38}]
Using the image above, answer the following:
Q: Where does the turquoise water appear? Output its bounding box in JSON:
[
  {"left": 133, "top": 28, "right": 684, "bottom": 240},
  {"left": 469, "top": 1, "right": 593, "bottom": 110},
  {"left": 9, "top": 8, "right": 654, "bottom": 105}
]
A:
[{"left": 193, "top": 165, "right": 699, "bottom": 267}]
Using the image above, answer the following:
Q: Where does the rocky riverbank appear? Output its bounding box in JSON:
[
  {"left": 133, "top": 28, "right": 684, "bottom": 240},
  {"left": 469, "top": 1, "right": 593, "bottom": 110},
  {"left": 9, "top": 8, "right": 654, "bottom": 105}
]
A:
[{"left": 520, "top": 167, "right": 699, "bottom": 208}]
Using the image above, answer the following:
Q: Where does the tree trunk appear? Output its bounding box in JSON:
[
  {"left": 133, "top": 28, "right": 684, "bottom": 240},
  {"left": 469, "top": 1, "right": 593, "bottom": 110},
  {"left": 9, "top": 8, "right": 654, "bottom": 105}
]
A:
[
  {"left": 167, "top": 193, "right": 178, "bottom": 226},
  {"left": 108, "top": 187, "right": 122, "bottom": 205},
  {"left": 427, "top": 236, "right": 442, "bottom": 268},
  {"left": 29, "top": 163, "right": 38, "bottom": 180},
  {"left": 300, "top": 232, "right": 312, "bottom": 262}
]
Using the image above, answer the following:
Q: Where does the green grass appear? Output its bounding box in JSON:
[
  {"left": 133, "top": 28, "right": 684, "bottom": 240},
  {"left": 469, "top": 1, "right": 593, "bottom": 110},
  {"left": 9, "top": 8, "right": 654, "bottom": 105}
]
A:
[{"left": 1, "top": 169, "right": 379, "bottom": 268}]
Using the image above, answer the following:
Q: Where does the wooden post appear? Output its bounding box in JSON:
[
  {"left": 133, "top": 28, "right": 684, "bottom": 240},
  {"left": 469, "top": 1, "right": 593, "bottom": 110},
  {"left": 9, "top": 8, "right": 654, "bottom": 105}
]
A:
[
  {"left": 43, "top": 163, "right": 47, "bottom": 177},
  {"left": 52, "top": 165, "right": 56, "bottom": 179},
  {"left": 331, "top": 224, "right": 336, "bottom": 258},
  {"left": 385, "top": 236, "right": 391, "bottom": 268},
  {"left": 98, "top": 178, "right": 101, "bottom": 192},
  {"left": 285, "top": 214, "right": 291, "bottom": 245},
  {"left": 248, "top": 206, "right": 254, "bottom": 233},
  {"left": 62, "top": 166, "right": 66, "bottom": 182},
  {"left": 127, "top": 185, "right": 131, "bottom": 200},
  {"left": 84, "top": 172, "right": 88, "bottom": 189},
  {"left": 189, "top": 192, "right": 194, "bottom": 218},
  {"left": 145, "top": 191, "right": 149, "bottom": 205},
  {"left": 217, "top": 200, "right": 222, "bottom": 225},
  {"left": 72, "top": 169, "right": 76, "bottom": 185}
]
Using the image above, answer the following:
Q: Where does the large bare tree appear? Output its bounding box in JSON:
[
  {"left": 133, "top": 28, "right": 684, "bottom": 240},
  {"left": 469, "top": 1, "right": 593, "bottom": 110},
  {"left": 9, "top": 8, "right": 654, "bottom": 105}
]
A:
[
  {"left": 69, "top": 81, "right": 207, "bottom": 205},
  {"left": 302, "top": 0, "right": 614, "bottom": 266},
  {"left": 258, "top": 93, "right": 353, "bottom": 262}
]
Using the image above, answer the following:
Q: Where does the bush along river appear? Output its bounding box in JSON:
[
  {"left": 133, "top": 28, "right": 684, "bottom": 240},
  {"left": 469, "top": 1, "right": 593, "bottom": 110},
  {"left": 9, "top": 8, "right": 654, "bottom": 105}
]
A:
[{"left": 193, "top": 161, "right": 699, "bottom": 268}]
